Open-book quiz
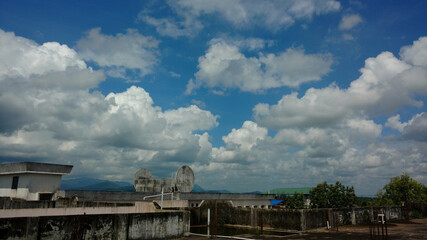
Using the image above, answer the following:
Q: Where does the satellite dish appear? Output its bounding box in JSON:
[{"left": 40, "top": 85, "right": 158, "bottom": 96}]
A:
[
  {"left": 175, "top": 165, "right": 195, "bottom": 192},
  {"left": 133, "top": 168, "right": 153, "bottom": 187}
]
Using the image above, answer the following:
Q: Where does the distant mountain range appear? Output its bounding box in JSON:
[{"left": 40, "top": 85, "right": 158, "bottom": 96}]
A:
[
  {"left": 192, "top": 184, "right": 231, "bottom": 193},
  {"left": 61, "top": 177, "right": 135, "bottom": 191},
  {"left": 60, "top": 177, "right": 239, "bottom": 193}
]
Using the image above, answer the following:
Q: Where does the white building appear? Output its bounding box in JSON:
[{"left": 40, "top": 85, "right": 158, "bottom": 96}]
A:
[{"left": 0, "top": 162, "right": 72, "bottom": 201}]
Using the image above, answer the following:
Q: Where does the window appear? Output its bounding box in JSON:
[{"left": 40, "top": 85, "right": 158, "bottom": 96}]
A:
[
  {"left": 39, "top": 193, "right": 53, "bottom": 201},
  {"left": 11, "top": 176, "right": 19, "bottom": 189}
]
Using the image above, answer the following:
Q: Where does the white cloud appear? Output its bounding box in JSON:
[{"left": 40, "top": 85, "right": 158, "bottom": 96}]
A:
[
  {"left": 339, "top": 14, "right": 362, "bottom": 30},
  {"left": 400, "top": 36, "right": 427, "bottom": 66},
  {"left": 342, "top": 33, "right": 355, "bottom": 41},
  {"left": 346, "top": 119, "right": 382, "bottom": 140},
  {"left": 191, "top": 99, "right": 206, "bottom": 108},
  {"left": 254, "top": 37, "right": 427, "bottom": 130},
  {"left": 189, "top": 37, "right": 427, "bottom": 193},
  {"left": 140, "top": 15, "right": 202, "bottom": 38},
  {"left": 0, "top": 29, "right": 218, "bottom": 181},
  {"left": 386, "top": 114, "right": 407, "bottom": 132},
  {"left": 209, "top": 37, "right": 274, "bottom": 51},
  {"left": 76, "top": 28, "right": 159, "bottom": 77},
  {"left": 388, "top": 113, "right": 427, "bottom": 142},
  {"left": 170, "top": 71, "right": 181, "bottom": 78},
  {"left": 141, "top": 0, "right": 340, "bottom": 37},
  {"left": 0, "top": 29, "right": 87, "bottom": 81},
  {"left": 187, "top": 40, "right": 332, "bottom": 93},
  {"left": 1, "top": 29, "right": 426, "bottom": 195},
  {"left": 222, "top": 121, "right": 268, "bottom": 151}
]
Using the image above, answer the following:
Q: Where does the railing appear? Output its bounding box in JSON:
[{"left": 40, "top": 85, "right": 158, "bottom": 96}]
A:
[{"left": 142, "top": 188, "right": 177, "bottom": 209}]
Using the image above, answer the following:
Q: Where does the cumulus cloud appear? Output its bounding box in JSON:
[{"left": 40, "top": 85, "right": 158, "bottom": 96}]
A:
[
  {"left": 254, "top": 37, "right": 427, "bottom": 129},
  {"left": 1, "top": 29, "right": 426, "bottom": 195},
  {"left": 141, "top": 0, "right": 340, "bottom": 37},
  {"left": 0, "top": 29, "right": 87, "bottom": 81},
  {"left": 400, "top": 36, "right": 427, "bottom": 66},
  {"left": 187, "top": 40, "right": 332, "bottom": 93},
  {"left": 210, "top": 121, "right": 269, "bottom": 164},
  {"left": 339, "top": 14, "right": 363, "bottom": 30},
  {"left": 0, "top": 29, "right": 218, "bottom": 181},
  {"left": 402, "top": 113, "right": 427, "bottom": 142},
  {"left": 386, "top": 114, "right": 407, "bottom": 132},
  {"left": 76, "top": 28, "right": 159, "bottom": 78},
  {"left": 387, "top": 113, "right": 427, "bottom": 142},
  {"left": 189, "top": 37, "right": 427, "bottom": 193}
]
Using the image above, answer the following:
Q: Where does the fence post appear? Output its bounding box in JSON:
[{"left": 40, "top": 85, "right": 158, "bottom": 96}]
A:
[
  {"left": 207, "top": 208, "right": 210, "bottom": 237},
  {"left": 160, "top": 187, "right": 163, "bottom": 210}
]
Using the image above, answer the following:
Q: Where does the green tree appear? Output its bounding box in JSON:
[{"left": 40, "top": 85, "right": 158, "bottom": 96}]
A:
[
  {"left": 369, "top": 190, "right": 394, "bottom": 207},
  {"left": 286, "top": 192, "right": 305, "bottom": 209},
  {"left": 309, "top": 181, "right": 357, "bottom": 208},
  {"left": 382, "top": 173, "right": 427, "bottom": 205}
]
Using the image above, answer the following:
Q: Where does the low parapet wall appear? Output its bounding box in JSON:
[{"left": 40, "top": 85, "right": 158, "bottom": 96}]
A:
[
  {"left": 0, "top": 197, "right": 134, "bottom": 209},
  {"left": 63, "top": 190, "right": 276, "bottom": 201},
  {"left": 177, "top": 192, "right": 275, "bottom": 200},
  {"left": 0, "top": 211, "right": 190, "bottom": 240},
  {"left": 0, "top": 202, "right": 157, "bottom": 219},
  {"left": 191, "top": 200, "right": 404, "bottom": 231}
]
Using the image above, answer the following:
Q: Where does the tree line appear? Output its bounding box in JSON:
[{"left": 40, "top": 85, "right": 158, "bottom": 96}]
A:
[{"left": 285, "top": 173, "right": 427, "bottom": 209}]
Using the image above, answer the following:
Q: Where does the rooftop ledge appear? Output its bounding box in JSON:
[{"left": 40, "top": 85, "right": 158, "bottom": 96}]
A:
[{"left": 0, "top": 162, "right": 73, "bottom": 175}]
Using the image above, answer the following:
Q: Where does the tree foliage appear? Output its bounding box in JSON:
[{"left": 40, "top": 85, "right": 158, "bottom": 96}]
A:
[
  {"left": 369, "top": 190, "right": 394, "bottom": 207},
  {"left": 382, "top": 173, "right": 427, "bottom": 205},
  {"left": 309, "top": 181, "right": 356, "bottom": 208},
  {"left": 286, "top": 192, "right": 305, "bottom": 209}
]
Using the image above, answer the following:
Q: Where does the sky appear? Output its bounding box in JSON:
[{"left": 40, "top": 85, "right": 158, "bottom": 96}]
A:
[{"left": 0, "top": 0, "right": 426, "bottom": 196}]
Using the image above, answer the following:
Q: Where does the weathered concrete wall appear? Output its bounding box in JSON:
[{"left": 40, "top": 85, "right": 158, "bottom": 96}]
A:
[
  {"left": 64, "top": 190, "right": 275, "bottom": 202},
  {"left": 153, "top": 200, "right": 189, "bottom": 208},
  {"left": 0, "top": 201, "right": 159, "bottom": 219},
  {"left": 190, "top": 201, "right": 404, "bottom": 231},
  {"left": 0, "top": 211, "right": 190, "bottom": 240},
  {"left": 0, "top": 197, "right": 138, "bottom": 210},
  {"left": 229, "top": 199, "right": 271, "bottom": 208},
  {"left": 177, "top": 192, "right": 275, "bottom": 200},
  {"left": 65, "top": 190, "right": 154, "bottom": 201},
  {"left": 304, "top": 208, "right": 329, "bottom": 230}
]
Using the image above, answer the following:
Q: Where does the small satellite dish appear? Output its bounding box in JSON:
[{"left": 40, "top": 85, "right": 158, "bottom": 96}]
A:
[{"left": 175, "top": 165, "right": 195, "bottom": 192}]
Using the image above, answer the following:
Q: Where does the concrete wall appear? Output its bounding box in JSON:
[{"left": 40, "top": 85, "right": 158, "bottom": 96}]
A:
[
  {"left": 135, "top": 178, "right": 175, "bottom": 193},
  {"left": 0, "top": 211, "right": 190, "bottom": 240},
  {"left": 64, "top": 190, "right": 275, "bottom": 202},
  {"left": 191, "top": 201, "right": 404, "bottom": 231},
  {"left": 0, "top": 202, "right": 158, "bottom": 219},
  {"left": 0, "top": 174, "right": 62, "bottom": 200},
  {"left": 230, "top": 199, "right": 272, "bottom": 208},
  {"left": 65, "top": 190, "right": 154, "bottom": 201},
  {"left": 177, "top": 192, "right": 275, "bottom": 201}
]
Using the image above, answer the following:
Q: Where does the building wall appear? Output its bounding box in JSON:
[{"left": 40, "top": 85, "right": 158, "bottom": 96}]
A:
[
  {"left": 0, "top": 174, "right": 62, "bottom": 200},
  {"left": 0, "top": 212, "right": 190, "bottom": 240}
]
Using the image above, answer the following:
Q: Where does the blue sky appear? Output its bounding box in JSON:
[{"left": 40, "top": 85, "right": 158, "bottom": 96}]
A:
[{"left": 0, "top": 0, "right": 426, "bottom": 195}]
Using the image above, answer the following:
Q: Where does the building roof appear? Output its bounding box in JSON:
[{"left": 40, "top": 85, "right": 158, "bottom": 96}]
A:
[
  {"left": 264, "top": 187, "right": 312, "bottom": 195},
  {"left": 0, "top": 162, "right": 73, "bottom": 175}
]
